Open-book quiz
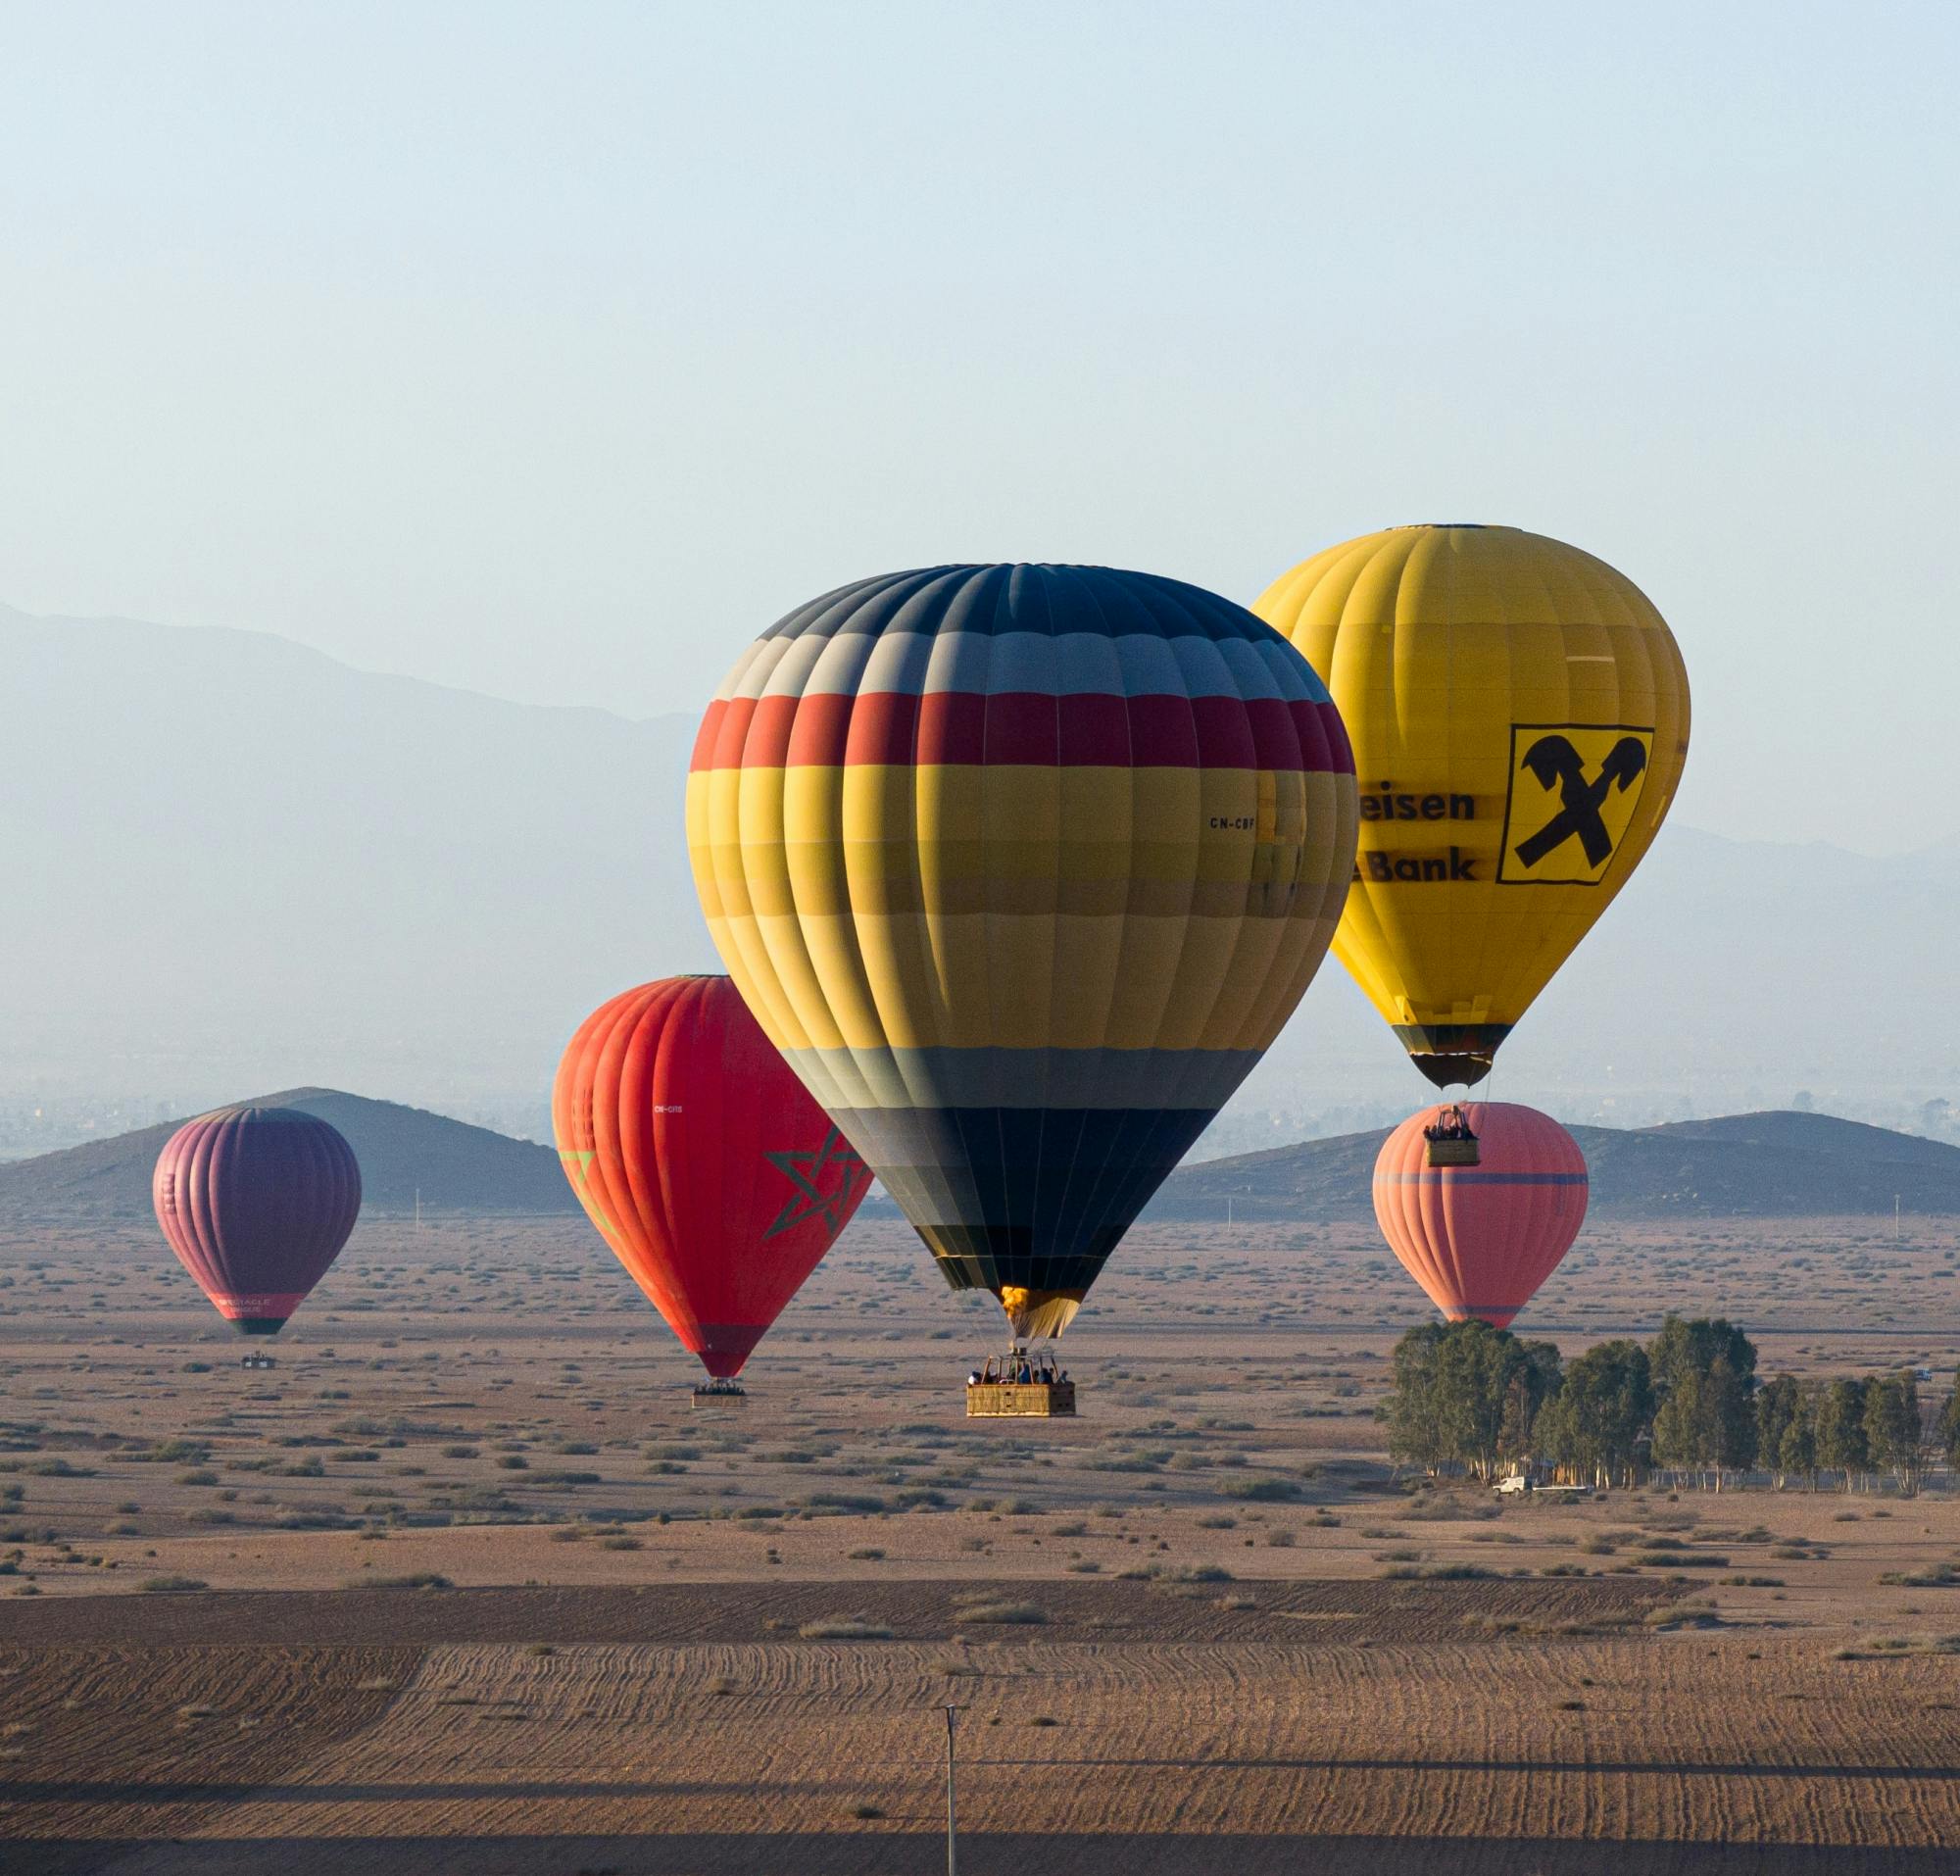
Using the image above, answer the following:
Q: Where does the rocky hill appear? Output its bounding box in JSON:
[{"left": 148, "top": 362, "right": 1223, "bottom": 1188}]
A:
[
  {"left": 1143, "top": 1111, "right": 1960, "bottom": 1223},
  {"left": 0, "top": 1088, "right": 576, "bottom": 1224}
]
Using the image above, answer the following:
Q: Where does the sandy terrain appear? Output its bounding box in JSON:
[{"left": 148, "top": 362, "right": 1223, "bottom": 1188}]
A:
[{"left": 1, "top": 1209, "right": 1958, "bottom": 1869}]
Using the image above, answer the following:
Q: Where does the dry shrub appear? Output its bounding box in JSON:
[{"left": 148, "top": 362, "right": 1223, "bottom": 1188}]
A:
[
  {"left": 1643, "top": 1598, "right": 1720, "bottom": 1630},
  {"left": 954, "top": 1600, "right": 1049, "bottom": 1625}
]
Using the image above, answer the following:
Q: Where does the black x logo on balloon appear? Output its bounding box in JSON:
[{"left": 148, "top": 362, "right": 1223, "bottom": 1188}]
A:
[{"left": 1513, "top": 734, "right": 1648, "bottom": 869}]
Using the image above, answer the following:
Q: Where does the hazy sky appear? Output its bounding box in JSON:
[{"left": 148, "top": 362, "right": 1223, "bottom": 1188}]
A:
[{"left": 3, "top": 3, "right": 1954, "bottom": 854}]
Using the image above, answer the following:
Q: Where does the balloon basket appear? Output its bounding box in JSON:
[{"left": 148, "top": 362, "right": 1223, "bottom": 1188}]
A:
[
  {"left": 1423, "top": 1105, "right": 1481, "bottom": 1167},
  {"left": 691, "top": 1379, "right": 748, "bottom": 1408},
  {"left": 965, "top": 1346, "right": 1077, "bottom": 1418}
]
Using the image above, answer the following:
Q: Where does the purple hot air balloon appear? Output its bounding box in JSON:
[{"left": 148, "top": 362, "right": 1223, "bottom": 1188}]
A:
[{"left": 152, "top": 1106, "right": 362, "bottom": 1334}]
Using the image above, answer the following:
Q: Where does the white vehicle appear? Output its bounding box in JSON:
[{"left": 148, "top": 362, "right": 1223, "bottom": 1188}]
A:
[{"left": 1495, "top": 1472, "right": 1532, "bottom": 1495}]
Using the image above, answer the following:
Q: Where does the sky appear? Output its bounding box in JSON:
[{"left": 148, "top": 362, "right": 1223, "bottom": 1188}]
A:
[{"left": 2, "top": 2, "right": 1955, "bottom": 854}]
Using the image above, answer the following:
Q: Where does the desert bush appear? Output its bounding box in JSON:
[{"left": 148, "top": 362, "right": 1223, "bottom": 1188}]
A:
[
  {"left": 1219, "top": 1477, "right": 1298, "bottom": 1503},
  {"left": 799, "top": 1616, "right": 893, "bottom": 1640},
  {"left": 139, "top": 1574, "right": 207, "bottom": 1593},
  {"left": 805, "top": 1492, "right": 887, "bottom": 1514},
  {"left": 1644, "top": 1598, "right": 1720, "bottom": 1629},
  {"left": 954, "top": 1600, "right": 1049, "bottom": 1625},
  {"left": 1880, "top": 1563, "right": 1960, "bottom": 1588},
  {"left": 347, "top": 1571, "right": 452, "bottom": 1590}
]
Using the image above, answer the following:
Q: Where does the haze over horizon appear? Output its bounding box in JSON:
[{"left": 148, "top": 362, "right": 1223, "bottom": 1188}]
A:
[
  {"left": 4, "top": 7, "right": 1957, "bottom": 858},
  {"left": 4, "top": 597, "right": 1952, "bottom": 1161}
]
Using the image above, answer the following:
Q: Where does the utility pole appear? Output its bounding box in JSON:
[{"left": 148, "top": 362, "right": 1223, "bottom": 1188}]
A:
[{"left": 944, "top": 1702, "right": 960, "bottom": 1876}]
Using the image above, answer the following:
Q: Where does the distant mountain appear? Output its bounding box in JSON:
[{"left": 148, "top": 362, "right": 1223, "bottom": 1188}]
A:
[
  {"left": 0, "top": 603, "right": 710, "bottom": 1108},
  {"left": 1145, "top": 1111, "right": 1960, "bottom": 1222},
  {"left": 0, "top": 1088, "right": 577, "bottom": 1224},
  {"left": 5, "top": 1098, "right": 1953, "bottom": 1232}
]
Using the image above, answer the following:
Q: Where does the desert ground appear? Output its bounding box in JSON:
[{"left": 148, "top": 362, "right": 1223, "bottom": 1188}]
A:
[{"left": 2, "top": 1210, "right": 1959, "bottom": 1872}]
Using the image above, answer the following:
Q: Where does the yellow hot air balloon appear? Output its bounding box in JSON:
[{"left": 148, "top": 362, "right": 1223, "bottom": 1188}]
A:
[{"left": 1254, "top": 525, "right": 1689, "bottom": 1088}]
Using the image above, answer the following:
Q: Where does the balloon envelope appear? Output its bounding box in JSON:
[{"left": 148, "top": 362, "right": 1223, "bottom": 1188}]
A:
[
  {"left": 688, "top": 563, "right": 1357, "bottom": 1337},
  {"left": 552, "top": 975, "right": 871, "bottom": 1378},
  {"left": 1255, "top": 525, "right": 1690, "bottom": 1087},
  {"left": 1372, "top": 1102, "right": 1588, "bottom": 1328},
  {"left": 152, "top": 1106, "right": 362, "bottom": 1334}
]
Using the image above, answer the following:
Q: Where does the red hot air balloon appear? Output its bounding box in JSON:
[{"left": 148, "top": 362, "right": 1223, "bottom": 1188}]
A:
[
  {"left": 553, "top": 976, "right": 872, "bottom": 1380},
  {"left": 1372, "top": 1102, "right": 1588, "bottom": 1328},
  {"left": 152, "top": 1106, "right": 362, "bottom": 1334}
]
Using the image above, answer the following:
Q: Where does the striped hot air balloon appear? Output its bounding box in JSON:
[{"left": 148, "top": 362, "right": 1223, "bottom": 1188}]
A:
[
  {"left": 152, "top": 1106, "right": 362, "bottom": 1334},
  {"left": 688, "top": 563, "right": 1357, "bottom": 1338},
  {"left": 1372, "top": 1102, "right": 1588, "bottom": 1328}
]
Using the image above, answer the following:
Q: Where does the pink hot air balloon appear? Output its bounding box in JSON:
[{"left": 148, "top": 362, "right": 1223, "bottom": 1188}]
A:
[
  {"left": 1372, "top": 1102, "right": 1588, "bottom": 1328},
  {"left": 153, "top": 1106, "right": 362, "bottom": 1334}
]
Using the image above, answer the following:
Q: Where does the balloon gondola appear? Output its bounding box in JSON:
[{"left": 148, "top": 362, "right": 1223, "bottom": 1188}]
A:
[
  {"left": 1423, "top": 1103, "right": 1481, "bottom": 1167},
  {"left": 686, "top": 562, "right": 1359, "bottom": 1406},
  {"left": 965, "top": 1346, "right": 1075, "bottom": 1417},
  {"left": 152, "top": 1105, "right": 362, "bottom": 1336},
  {"left": 553, "top": 975, "right": 872, "bottom": 1388}
]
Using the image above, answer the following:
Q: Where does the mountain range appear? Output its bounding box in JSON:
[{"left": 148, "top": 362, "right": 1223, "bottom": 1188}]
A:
[{"left": 4, "top": 1094, "right": 1954, "bottom": 1229}]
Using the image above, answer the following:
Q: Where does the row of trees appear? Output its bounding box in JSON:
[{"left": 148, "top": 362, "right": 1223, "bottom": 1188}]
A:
[{"left": 1384, "top": 1315, "right": 1957, "bottom": 1493}]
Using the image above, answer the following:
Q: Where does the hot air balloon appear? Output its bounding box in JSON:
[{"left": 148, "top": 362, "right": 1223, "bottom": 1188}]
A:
[
  {"left": 1373, "top": 1101, "right": 1588, "bottom": 1327},
  {"left": 687, "top": 563, "right": 1357, "bottom": 1343},
  {"left": 552, "top": 975, "right": 872, "bottom": 1385},
  {"left": 1254, "top": 525, "right": 1689, "bottom": 1088},
  {"left": 152, "top": 1106, "right": 362, "bottom": 1334}
]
